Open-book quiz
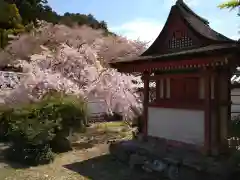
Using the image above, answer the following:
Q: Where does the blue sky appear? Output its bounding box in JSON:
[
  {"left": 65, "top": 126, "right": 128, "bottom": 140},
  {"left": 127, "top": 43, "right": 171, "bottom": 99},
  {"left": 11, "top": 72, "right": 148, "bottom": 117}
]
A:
[{"left": 48, "top": 0, "right": 239, "bottom": 44}]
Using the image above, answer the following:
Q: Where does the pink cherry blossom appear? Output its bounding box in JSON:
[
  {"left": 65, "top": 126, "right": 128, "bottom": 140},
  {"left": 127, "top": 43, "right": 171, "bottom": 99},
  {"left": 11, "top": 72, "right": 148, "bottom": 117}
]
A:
[{"left": 0, "top": 21, "right": 147, "bottom": 119}]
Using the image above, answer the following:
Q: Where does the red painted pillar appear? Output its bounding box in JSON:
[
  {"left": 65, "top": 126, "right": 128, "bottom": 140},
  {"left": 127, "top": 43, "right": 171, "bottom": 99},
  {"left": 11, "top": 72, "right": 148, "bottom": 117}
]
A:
[
  {"left": 212, "top": 71, "right": 220, "bottom": 155},
  {"left": 156, "top": 79, "right": 160, "bottom": 102},
  {"left": 204, "top": 70, "right": 211, "bottom": 155},
  {"left": 142, "top": 71, "right": 150, "bottom": 136},
  {"left": 163, "top": 78, "right": 166, "bottom": 99},
  {"left": 226, "top": 68, "right": 231, "bottom": 142},
  {"left": 222, "top": 68, "right": 231, "bottom": 153}
]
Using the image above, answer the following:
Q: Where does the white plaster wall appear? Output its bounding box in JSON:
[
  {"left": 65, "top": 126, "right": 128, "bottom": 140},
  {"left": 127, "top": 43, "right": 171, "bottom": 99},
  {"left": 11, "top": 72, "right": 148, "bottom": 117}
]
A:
[{"left": 148, "top": 107, "right": 205, "bottom": 145}]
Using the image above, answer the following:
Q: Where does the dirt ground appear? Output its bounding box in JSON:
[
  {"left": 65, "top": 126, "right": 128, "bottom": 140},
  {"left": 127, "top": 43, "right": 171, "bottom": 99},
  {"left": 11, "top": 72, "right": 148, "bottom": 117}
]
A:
[{"left": 0, "top": 122, "right": 159, "bottom": 180}]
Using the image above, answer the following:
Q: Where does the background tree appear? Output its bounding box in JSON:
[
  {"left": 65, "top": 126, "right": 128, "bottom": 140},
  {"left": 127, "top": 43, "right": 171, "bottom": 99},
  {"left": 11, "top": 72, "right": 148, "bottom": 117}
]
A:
[
  {"left": 218, "top": 0, "right": 240, "bottom": 16},
  {"left": 4, "top": 0, "right": 48, "bottom": 24},
  {"left": 99, "top": 21, "right": 108, "bottom": 31},
  {"left": 0, "top": 1, "right": 22, "bottom": 29},
  {"left": 0, "top": 0, "right": 24, "bottom": 48},
  {"left": 38, "top": 5, "right": 60, "bottom": 24},
  {"left": 0, "top": 0, "right": 113, "bottom": 38},
  {"left": 218, "top": 0, "right": 240, "bottom": 41}
]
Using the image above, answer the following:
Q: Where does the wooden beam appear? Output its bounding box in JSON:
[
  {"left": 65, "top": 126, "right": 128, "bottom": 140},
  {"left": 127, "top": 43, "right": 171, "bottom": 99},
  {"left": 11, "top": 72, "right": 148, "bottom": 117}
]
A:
[
  {"left": 142, "top": 71, "right": 150, "bottom": 136},
  {"left": 112, "top": 56, "right": 227, "bottom": 73},
  {"left": 155, "top": 72, "right": 161, "bottom": 102},
  {"left": 144, "top": 72, "right": 202, "bottom": 80},
  {"left": 156, "top": 80, "right": 160, "bottom": 102},
  {"left": 227, "top": 68, "right": 232, "bottom": 151},
  {"left": 149, "top": 101, "right": 204, "bottom": 110},
  {"left": 212, "top": 71, "right": 220, "bottom": 155}
]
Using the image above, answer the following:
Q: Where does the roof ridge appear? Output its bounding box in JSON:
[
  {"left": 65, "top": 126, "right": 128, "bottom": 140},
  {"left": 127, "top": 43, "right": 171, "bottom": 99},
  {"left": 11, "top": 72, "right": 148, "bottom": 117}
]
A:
[
  {"left": 176, "top": 1, "right": 235, "bottom": 42},
  {"left": 176, "top": 0, "right": 209, "bottom": 25}
]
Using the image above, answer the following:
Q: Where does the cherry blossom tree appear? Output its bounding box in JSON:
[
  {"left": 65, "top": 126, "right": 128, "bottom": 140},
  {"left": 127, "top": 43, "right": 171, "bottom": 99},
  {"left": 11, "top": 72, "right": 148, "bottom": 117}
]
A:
[{"left": 0, "top": 21, "right": 147, "bottom": 120}]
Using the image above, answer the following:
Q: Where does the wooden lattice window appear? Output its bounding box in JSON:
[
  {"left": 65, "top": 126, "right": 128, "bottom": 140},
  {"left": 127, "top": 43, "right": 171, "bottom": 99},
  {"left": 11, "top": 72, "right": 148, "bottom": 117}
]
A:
[{"left": 168, "top": 31, "right": 193, "bottom": 49}]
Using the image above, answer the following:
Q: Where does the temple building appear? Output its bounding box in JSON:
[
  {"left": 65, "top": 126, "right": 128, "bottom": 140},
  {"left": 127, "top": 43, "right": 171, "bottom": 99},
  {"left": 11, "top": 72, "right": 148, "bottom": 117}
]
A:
[{"left": 110, "top": 0, "right": 240, "bottom": 155}]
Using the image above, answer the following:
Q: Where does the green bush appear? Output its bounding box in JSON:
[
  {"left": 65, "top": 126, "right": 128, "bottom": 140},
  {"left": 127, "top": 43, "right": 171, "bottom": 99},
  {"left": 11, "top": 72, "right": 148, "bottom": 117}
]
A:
[
  {"left": 50, "top": 133, "right": 72, "bottom": 153},
  {"left": 46, "top": 93, "right": 89, "bottom": 153},
  {"left": 0, "top": 93, "right": 89, "bottom": 165},
  {"left": 0, "top": 29, "right": 9, "bottom": 48},
  {"left": 4, "top": 102, "right": 60, "bottom": 165},
  {"left": 6, "top": 143, "right": 55, "bottom": 166},
  {"left": 230, "top": 115, "right": 240, "bottom": 137},
  {"left": 42, "top": 93, "right": 89, "bottom": 134},
  {"left": 0, "top": 107, "right": 13, "bottom": 142}
]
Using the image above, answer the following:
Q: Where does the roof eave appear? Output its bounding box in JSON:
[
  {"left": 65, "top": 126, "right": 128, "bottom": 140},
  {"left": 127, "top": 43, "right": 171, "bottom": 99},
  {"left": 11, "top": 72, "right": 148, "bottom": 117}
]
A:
[{"left": 110, "top": 44, "right": 238, "bottom": 64}]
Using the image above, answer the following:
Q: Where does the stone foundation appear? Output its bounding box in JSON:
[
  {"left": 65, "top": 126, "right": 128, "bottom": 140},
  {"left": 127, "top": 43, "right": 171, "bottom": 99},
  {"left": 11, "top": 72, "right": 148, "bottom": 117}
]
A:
[{"left": 109, "top": 138, "right": 240, "bottom": 180}]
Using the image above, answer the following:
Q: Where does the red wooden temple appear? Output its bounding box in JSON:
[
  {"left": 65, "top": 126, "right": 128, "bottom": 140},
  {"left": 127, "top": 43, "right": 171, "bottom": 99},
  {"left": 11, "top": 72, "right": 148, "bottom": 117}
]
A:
[{"left": 110, "top": 0, "right": 239, "bottom": 155}]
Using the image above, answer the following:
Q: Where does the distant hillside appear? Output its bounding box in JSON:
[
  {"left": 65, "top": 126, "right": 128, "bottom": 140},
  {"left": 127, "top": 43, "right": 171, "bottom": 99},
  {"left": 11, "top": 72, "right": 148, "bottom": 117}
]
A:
[{"left": 36, "top": 8, "right": 112, "bottom": 34}]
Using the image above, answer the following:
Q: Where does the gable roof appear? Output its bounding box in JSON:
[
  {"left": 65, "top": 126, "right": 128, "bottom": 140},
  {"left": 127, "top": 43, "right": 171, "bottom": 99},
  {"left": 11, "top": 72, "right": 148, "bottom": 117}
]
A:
[
  {"left": 110, "top": 0, "right": 238, "bottom": 65},
  {"left": 176, "top": 0, "right": 209, "bottom": 25},
  {"left": 141, "top": 0, "right": 236, "bottom": 56},
  {"left": 176, "top": 0, "right": 233, "bottom": 42}
]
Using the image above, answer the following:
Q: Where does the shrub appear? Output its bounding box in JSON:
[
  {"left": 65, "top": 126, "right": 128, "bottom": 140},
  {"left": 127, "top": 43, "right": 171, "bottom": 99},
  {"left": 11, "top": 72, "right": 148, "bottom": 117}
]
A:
[
  {"left": 230, "top": 115, "right": 240, "bottom": 137},
  {"left": 0, "top": 107, "right": 14, "bottom": 142},
  {"left": 228, "top": 150, "right": 240, "bottom": 171},
  {"left": 50, "top": 133, "right": 72, "bottom": 153},
  {"left": 4, "top": 103, "right": 59, "bottom": 165},
  {"left": 46, "top": 93, "right": 89, "bottom": 152},
  {"left": 1, "top": 93, "right": 89, "bottom": 165},
  {"left": 39, "top": 93, "right": 89, "bottom": 135},
  {"left": 6, "top": 143, "right": 55, "bottom": 166}
]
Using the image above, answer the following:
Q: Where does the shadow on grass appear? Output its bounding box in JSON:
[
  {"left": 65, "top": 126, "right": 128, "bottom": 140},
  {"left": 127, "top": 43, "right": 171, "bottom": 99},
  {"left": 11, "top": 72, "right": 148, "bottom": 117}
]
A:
[{"left": 63, "top": 154, "right": 157, "bottom": 180}]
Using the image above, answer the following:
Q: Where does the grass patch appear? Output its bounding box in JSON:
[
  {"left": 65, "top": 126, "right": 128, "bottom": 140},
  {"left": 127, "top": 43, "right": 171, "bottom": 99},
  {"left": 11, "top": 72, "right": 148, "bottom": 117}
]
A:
[
  {"left": 0, "top": 167, "right": 16, "bottom": 180},
  {"left": 93, "top": 121, "right": 132, "bottom": 140},
  {"left": 95, "top": 121, "right": 126, "bottom": 129}
]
